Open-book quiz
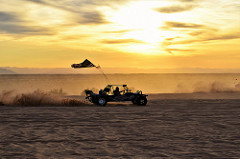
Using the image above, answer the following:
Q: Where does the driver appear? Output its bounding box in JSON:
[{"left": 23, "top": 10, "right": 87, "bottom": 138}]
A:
[{"left": 114, "top": 87, "right": 120, "bottom": 96}]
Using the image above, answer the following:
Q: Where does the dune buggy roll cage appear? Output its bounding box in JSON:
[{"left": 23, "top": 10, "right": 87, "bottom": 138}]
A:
[{"left": 101, "top": 84, "right": 142, "bottom": 95}]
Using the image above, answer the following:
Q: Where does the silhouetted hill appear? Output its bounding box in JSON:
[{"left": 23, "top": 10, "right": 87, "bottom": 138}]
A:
[{"left": 0, "top": 68, "right": 16, "bottom": 74}]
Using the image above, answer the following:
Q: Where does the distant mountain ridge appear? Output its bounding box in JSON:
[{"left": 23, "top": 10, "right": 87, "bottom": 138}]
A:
[
  {"left": 1, "top": 67, "right": 240, "bottom": 74},
  {"left": 0, "top": 68, "right": 16, "bottom": 74}
]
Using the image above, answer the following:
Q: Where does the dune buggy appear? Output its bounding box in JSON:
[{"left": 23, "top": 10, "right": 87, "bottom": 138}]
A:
[{"left": 85, "top": 84, "right": 148, "bottom": 106}]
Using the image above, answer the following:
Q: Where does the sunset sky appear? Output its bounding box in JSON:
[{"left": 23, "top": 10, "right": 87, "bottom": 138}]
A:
[{"left": 0, "top": 0, "right": 240, "bottom": 71}]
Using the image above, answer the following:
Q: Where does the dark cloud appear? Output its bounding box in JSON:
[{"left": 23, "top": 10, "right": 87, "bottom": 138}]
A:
[
  {"left": 79, "top": 11, "right": 108, "bottom": 24},
  {"left": 0, "top": 11, "right": 54, "bottom": 35},
  {"left": 162, "top": 33, "right": 240, "bottom": 49},
  {"left": 0, "top": 12, "right": 52, "bottom": 35},
  {"left": 176, "top": 34, "right": 240, "bottom": 45},
  {"left": 101, "top": 39, "right": 144, "bottom": 44},
  {"left": 24, "top": 0, "right": 128, "bottom": 25},
  {"left": 161, "top": 21, "right": 212, "bottom": 32},
  {"left": 1, "top": 0, "right": 111, "bottom": 35},
  {"left": 189, "top": 31, "right": 204, "bottom": 36},
  {"left": 0, "top": 23, "right": 54, "bottom": 35},
  {"left": 162, "top": 37, "right": 177, "bottom": 54},
  {"left": 25, "top": 0, "right": 73, "bottom": 13},
  {"left": 64, "top": 0, "right": 129, "bottom": 6},
  {"left": 155, "top": 5, "right": 195, "bottom": 13},
  {"left": 206, "top": 34, "right": 240, "bottom": 41},
  {"left": 26, "top": 0, "right": 46, "bottom": 4},
  {"left": 165, "top": 48, "right": 194, "bottom": 54},
  {"left": 26, "top": 0, "right": 128, "bottom": 7},
  {"left": 162, "top": 37, "right": 195, "bottom": 54},
  {"left": 0, "top": 12, "right": 21, "bottom": 22},
  {"left": 164, "top": 21, "right": 205, "bottom": 29}
]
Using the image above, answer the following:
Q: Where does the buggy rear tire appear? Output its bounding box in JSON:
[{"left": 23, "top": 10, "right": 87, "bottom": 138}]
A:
[
  {"left": 136, "top": 97, "right": 147, "bottom": 106},
  {"left": 132, "top": 98, "right": 137, "bottom": 104},
  {"left": 98, "top": 98, "right": 107, "bottom": 106}
]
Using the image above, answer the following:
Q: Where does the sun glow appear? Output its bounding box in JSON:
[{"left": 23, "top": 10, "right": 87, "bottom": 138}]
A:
[
  {"left": 104, "top": 1, "right": 171, "bottom": 54},
  {"left": 110, "top": 2, "right": 162, "bottom": 30}
]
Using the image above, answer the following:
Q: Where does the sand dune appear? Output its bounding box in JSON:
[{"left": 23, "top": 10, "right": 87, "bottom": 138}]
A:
[{"left": 0, "top": 93, "right": 240, "bottom": 158}]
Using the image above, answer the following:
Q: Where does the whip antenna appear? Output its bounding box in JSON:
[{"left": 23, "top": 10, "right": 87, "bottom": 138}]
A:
[{"left": 96, "top": 65, "right": 110, "bottom": 84}]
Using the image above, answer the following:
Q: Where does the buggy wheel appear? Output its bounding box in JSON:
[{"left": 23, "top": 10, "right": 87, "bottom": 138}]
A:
[
  {"left": 98, "top": 98, "right": 107, "bottom": 106},
  {"left": 132, "top": 98, "right": 137, "bottom": 104},
  {"left": 137, "top": 97, "right": 147, "bottom": 106}
]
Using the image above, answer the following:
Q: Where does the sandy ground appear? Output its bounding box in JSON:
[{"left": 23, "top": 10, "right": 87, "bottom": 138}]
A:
[{"left": 0, "top": 93, "right": 240, "bottom": 158}]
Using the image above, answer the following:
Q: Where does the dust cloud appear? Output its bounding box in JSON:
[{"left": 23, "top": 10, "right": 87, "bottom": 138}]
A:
[
  {"left": 0, "top": 90, "right": 89, "bottom": 106},
  {"left": 176, "top": 81, "right": 240, "bottom": 93}
]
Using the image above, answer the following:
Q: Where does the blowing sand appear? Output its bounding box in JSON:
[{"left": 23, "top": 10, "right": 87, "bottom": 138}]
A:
[{"left": 0, "top": 93, "right": 240, "bottom": 158}]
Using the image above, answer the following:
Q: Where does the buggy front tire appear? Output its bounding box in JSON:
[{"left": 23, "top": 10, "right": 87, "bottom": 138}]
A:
[
  {"left": 98, "top": 98, "right": 107, "bottom": 106},
  {"left": 137, "top": 97, "right": 147, "bottom": 106}
]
